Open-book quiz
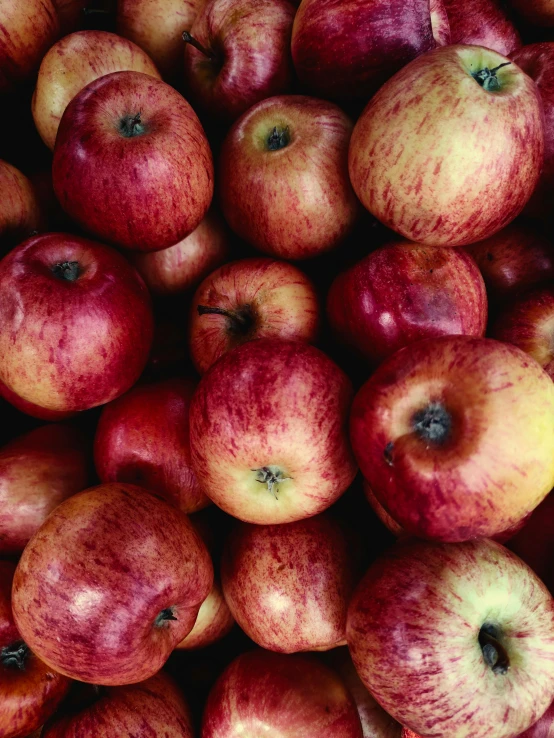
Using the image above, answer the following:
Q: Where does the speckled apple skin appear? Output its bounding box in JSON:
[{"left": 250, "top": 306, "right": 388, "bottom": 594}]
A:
[
  {"left": 442, "top": 0, "right": 521, "bottom": 55},
  {"left": 176, "top": 579, "right": 234, "bottom": 650}
]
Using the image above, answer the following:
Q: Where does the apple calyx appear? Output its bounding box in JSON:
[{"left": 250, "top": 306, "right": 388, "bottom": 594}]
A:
[
  {"left": 267, "top": 126, "right": 290, "bottom": 151},
  {"left": 154, "top": 607, "right": 178, "bottom": 628},
  {"left": 182, "top": 31, "right": 216, "bottom": 61},
  {"left": 412, "top": 402, "right": 452, "bottom": 445},
  {"left": 51, "top": 260, "right": 81, "bottom": 282},
  {"left": 253, "top": 466, "right": 292, "bottom": 499},
  {"left": 471, "top": 62, "right": 511, "bottom": 92},
  {"left": 119, "top": 112, "right": 146, "bottom": 138},
  {"left": 1, "top": 640, "right": 30, "bottom": 670},
  {"left": 479, "top": 624, "right": 510, "bottom": 675},
  {"left": 197, "top": 304, "right": 255, "bottom": 337}
]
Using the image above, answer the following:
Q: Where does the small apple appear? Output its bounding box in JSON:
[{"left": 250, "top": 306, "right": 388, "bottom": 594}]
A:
[
  {"left": 12, "top": 483, "right": 214, "bottom": 685},
  {"left": 0, "top": 160, "right": 44, "bottom": 253},
  {"left": 189, "top": 256, "right": 320, "bottom": 374},
  {"left": 442, "top": 0, "right": 521, "bottom": 56},
  {"left": 52, "top": 70, "right": 214, "bottom": 252},
  {"left": 508, "top": 491, "right": 554, "bottom": 595},
  {"left": 190, "top": 338, "right": 358, "bottom": 525},
  {"left": 175, "top": 579, "right": 234, "bottom": 650}
]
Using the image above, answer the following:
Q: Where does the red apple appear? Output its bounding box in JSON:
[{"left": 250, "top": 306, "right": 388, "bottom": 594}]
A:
[
  {"left": 129, "top": 208, "right": 229, "bottom": 296},
  {"left": 350, "top": 336, "right": 554, "bottom": 543},
  {"left": 94, "top": 377, "right": 210, "bottom": 514},
  {"left": 327, "top": 242, "right": 487, "bottom": 367},
  {"left": 202, "top": 650, "right": 363, "bottom": 738},
  {"left": 41, "top": 670, "right": 194, "bottom": 738},
  {"left": 183, "top": 0, "right": 295, "bottom": 123},
  {"left": 347, "top": 538, "right": 554, "bottom": 738},
  {"left": 33, "top": 30, "right": 161, "bottom": 151},
  {"left": 430, "top": 0, "right": 451, "bottom": 46},
  {"left": 349, "top": 45, "right": 544, "bottom": 247},
  {"left": 508, "top": 0, "right": 554, "bottom": 25},
  {"left": 52, "top": 70, "right": 214, "bottom": 252},
  {"left": 0, "top": 423, "right": 88, "bottom": 556},
  {"left": 221, "top": 513, "right": 358, "bottom": 653},
  {"left": 0, "top": 233, "right": 154, "bottom": 413},
  {"left": 189, "top": 256, "right": 320, "bottom": 374},
  {"left": 219, "top": 95, "right": 360, "bottom": 260},
  {"left": 508, "top": 491, "right": 554, "bottom": 594},
  {"left": 0, "top": 160, "right": 44, "bottom": 252},
  {"left": 443, "top": 0, "right": 521, "bottom": 56},
  {"left": 190, "top": 338, "right": 358, "bottom": 524},
  {"left": 52, "top": 0, "right": 87, "bottom": 35},
  {"left": 0, "top": 0, "right": 60, "bottom": 93},
  {"left": 0, "top": 378, "right": 76, "bottom": 421},
  {"left": 175, "top": 579, "right": 234, "bottom": 650},
  {"left": 517, "top": 698, "right": 554, "bottom": 737},
  {"left": 291, "top": 0, "right": 443, "bottom": 101},
  {"left": 0, "top": 560, "right": 71, "bottom": 738},
  {"left": 12, "top": 483, "right": 213, "bottom": 685}
]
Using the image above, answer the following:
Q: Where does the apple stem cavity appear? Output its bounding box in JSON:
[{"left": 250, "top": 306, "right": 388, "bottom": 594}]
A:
[
  {"left": 119, "top": 112, "right": 146, "bottom": 138},
  {"left": 253, "top": 466, "right": 292, "bottom": 500},
  {"left": 197, "top": 304, "right": 255, "bottom": 337},
  {"left": 51, "top": 260, "right": 81, "bottom": 282},
  {"left": 267, "top": 126, "right": 290, "bottom": 151},
  {"left": 472, "top": 62, "right": 511, "bottom": 92},
  {"left": 479, "top": 624, "right": 510, "bottom": 675},
  {"left": 182, "top": 31, "right": 216, "bottom": 60},
  {"left": 1, "top": 640, "right": 30, "bottom": 670},
  {"left": 412, "top": 402, "right": 452, "bottom": 445},
  {"left": 155, "top": 607, "right": 178, "bottom": 628}
]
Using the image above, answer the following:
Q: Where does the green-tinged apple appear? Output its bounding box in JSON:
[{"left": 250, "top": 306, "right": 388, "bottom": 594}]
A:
[
  {"left": 0, "top": 160, "right": 44, "bottom": 252},
  {"left": 350, "top": 336, "right": 554, "bottom": 542},
  {"left": 0, "top": 378, "right": 76, "bottom": 421},
  {"left": 347, "top": 538, "right": 554, "bottom": 738},
  {"left": 189, "top": 257, "right": 320, "bottom": 374},
  {"left": 33, "top": 30, "right": 161, "bottom": 150},
  {"left": 175, "top": 579, "right": 234, "bottom": 650},
  {"left": 0, "top": 233, "right": 154, "bottom": 413},
  {"left": 443, "top": 0, "right": 521, "bottom": 56},
  {"left": 12, "top": 483, "right": 213, "bottom": 685},
  {"left": 52, "top": 70, "right": 214, "bottom": 252},
  {"left": 190, "top": 338, "right": 358, "bottom": 524},
  {"left": 219, "top": 95, "right": 360, "bottom": 259},
  {"left": 349, "top": 45, "right": 544, "bottom": 247}
]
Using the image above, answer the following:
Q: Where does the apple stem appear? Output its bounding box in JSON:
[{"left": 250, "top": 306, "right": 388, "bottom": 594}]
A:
[
  {"left": 155, "top": 607, "right": 178, "bottom": 628},
  {"left": 472, "top": 62, "right": 511, "bottom": 92},
  {"left": 267, "top": 126, "right": 290, "bottom": 151},
  {"left": 253, "top": 466, "right": 292, "bottom": 500},
  {"left": 119, "top": 112, "right": 146, "bottom": 138},
  {"left": 479, "top": 624, "right": 510, "bottom": 675},
  {"left": 182, "top": 31, "right": 216, "bottom": 60},
  {"left": 412, "top": 402, "right": 452, "bottom": 445},
  {"left": 51, "top": 261, "right": 81, "bottom": 282},
  {"left": 197, "top": 304, "right": 255, "bottom": 337},
  {"left": 1, "top": 640, "right": 29, "bottom": 670}
]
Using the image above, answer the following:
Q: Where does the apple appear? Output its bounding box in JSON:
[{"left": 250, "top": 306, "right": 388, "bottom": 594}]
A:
[
  {"left": 0, "top": 0, "right": 60, "bottom": 93},
  {"left": 508, "top": 491, "right": 554, "bottom": 595},
  {"left": 33, "top": 30, "right": 161, "bottom": 151},
  {"left": 221, "top": 513, "right": 358, "bottom": 653},
  {"left": 94, "top": 377, "right": 210, "bottom": 515},
  {"left": 189, "top": 256, "right": 320, "bottom": 374},
  {"left": 175, "top": 579, "right": 234, "bottom": 650},
  {"left": 0, "top": 160, "right": 44, "bottom": 253},
  {"left": 52, "top": 70, "right": 214, "bottom": 252},
  {"left": 517, "top": 699, "right": 554, "bottom": 737},
  {"left": 508, "top": 0, "right": 554, "bottom": 25},
  {"left": 202, "top": 650, "right": 363, "bottom": 738},
  {"left": 350, "top": 335, "right": 554, "bottom": 543},
  {"left": 183, "top": 0, "right": 295, "bottom": 123},
  {"left": 190, "top": 338, "right": 358, "bottom": 525},
  {"left": 129, "top": 208, "right": 229, "bottom": 297},
  {"left": 0, "top": 423, "right": 88, "bottom": 556},
  {"left": 12, "top": 483, "right": 213, "bottom": 685},
  {"left": 0, "top": 378, "right": 76, "bottom": 421},
  {"left": 41, "top": 670, "right": 194, "bottom": 738},
  {"left": 0, "top": 560, "right": 71, "bottom": 738},
  {"left": 219, "top": 95, "right": 360, "bottom": 260},
  {"left": 442, "top": 0, "right": 521, "bottom": 56},
  {"left": 430, "top": 0, "right": 451, "bottom": 46},
  {"left": 0, "top": 233, "right": 154, "bottom": 413},
  {"left": 291, "top": 0, "right": 443, "bottom": 102},
  {"left": 347, "top": 537, "right": 554, "bottom": 738},
  {"left": 52, "top": 0, "right": 87, "bottom": 35},
  {"left": 349, "top": 45, "right": 544, "bottom": 247},
  {"left": 327, "top": 242, "right": 487, "bottom": 367}
]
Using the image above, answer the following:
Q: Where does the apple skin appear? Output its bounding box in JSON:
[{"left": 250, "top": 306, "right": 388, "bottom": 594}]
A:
[
  {"left": 41, "top": 670, "right": 194, "bottom": 738},
  {"left": 175, "top": 579, "right": 234, "bottom": 650},
  {"left": 350, "top": 336, "right": 554, "bottom": 543},
  {"left": 291, "top": 0, "right": 440, "bottom": 102},
  {"left": 0, "top": 423, "right": 88, "bottom": 556},
  {"left": 0, "top": 560, "right": 71, "bottom": 738},
  {"left": 327, "top": 242, "right": 487, "bottom": 367},
  {"left": 32, "top": 30, "right": 161, "bottom": 151},
  {"left": 0, "top": 0, "right": 60, "bottom": 93},
  {"left": 94, "top": 377, "right": 210, "bottom": 515},
  {"left": 442, "top": 0, "right": 521, "bottom": 56},
  {"left": 430, "top": 0, "right": 451, "bottom": 46},
  {"left": 347, "top": 538, "right": 554, "bottom": 738},
  {"left": 0, "top": 233, "right": 154, "bottom": 413},
  {"left": 508, "top": 491, "right": 554, "bottom": 595},
  {"left": 189, "top": 256, "right": 320, "bottom": 375},
  {"left": 517, "top": 697, "right": 554, "bottom": 737},
  {"left": 190, "top": 338, "right": 358, "bottom": 525},
  {"left": 0, "top": 378, "right": 76, "bottom": 421},
  {"left": 221, "top": 514, "right": 358, "bottom": 653},
  {"left": 129, "top": 208, "right": 229, "bottom": 297},
  {"left": 202, "top": 650, "right": 363, "bottom": 738},
  {"left": 508, "top": 0, "right": 554, "bottom": 25},
  {"left": 349, "top": 45, "right": 544, "bottom": 247},
  {"left": 0, "top": 160, "right": 44, "bottom": 253},
  {"left": 465, "top": 223, "right": 554, "bottom": 305},
  {"left": 11, "top": 483, "right": 214, "bottom": 686},
  {"left": 219, "top": 95, "right": 360, "bottom": 260},
  {"left": 52, "top": 70, "right": 214, "bottom": 252},
  {"left": 183, "top": 0, "right": 295, "bottom": 123}
]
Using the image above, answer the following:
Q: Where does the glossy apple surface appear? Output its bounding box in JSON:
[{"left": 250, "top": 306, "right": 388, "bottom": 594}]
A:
[
  {"left": 349, "top": 45, "right": 544, "bottom": 247},
  {"left": 0, "top": 233, "right": 154, "bottom": 413},
  {"left": 508, "top": 491, "right": 554, "bottom": 594},
  {"left": 175, "top": 579, "right": 234, "bottom": 650},
  {"left": 443, "top": 0, "right": 521, "bottom": 56},
  {"left": 94, "top": 377, "right": 210, "bottom": 514},
  {"left": 221, "top": 514, "right": 357, "bottom": 653},
  {"left": 52, "top": 70, "right": 214, "bottom": 252},
  {"left": 347, "top": 538, "right": 554, "bottom": 738},
  {"left": 0, "top": 160, "right": 44, "bottom": 253},
  {"left": 33, "top": 30, "right": 161, "bottom": 150},
  {"left": 350, "top": 336, "right": 554, "bottom": 542},
  {"left": 0, "top": 378, "right": 76, "bottom": 421},
  {"left": 202, "top": 650, "right": 363, "bottom": 738},
  {"left": 12, "top": 483, "right": 214, "bottom": 685},
  {"left": 189, "top": 257, "right": 320, "bottom": 374},
  {"left": 190, "top": 338, "right": 358, "bottom": 524},
  {"left": 219, "top": 95, "right": 359, "bottom": 259}
]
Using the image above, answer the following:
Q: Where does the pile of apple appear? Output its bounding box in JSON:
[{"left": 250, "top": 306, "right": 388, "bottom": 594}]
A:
[{"left": 3, "top": 0, "right": 554, "bottom": 737}]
